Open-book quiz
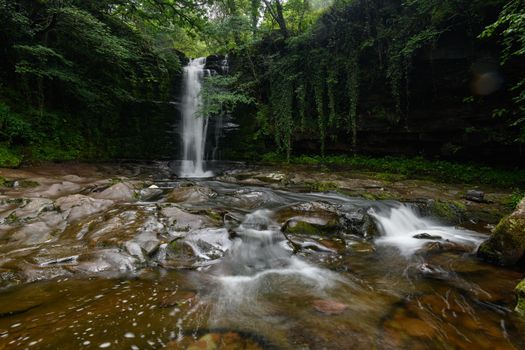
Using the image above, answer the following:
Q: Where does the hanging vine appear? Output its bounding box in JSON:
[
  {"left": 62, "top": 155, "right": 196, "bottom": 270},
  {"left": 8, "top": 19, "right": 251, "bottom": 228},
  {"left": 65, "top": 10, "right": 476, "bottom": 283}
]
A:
[
  {"left": 327, "top": 59, "right": 338, "bottom": 129},
  {"left": 296, "top": 80, "right": 307, "bottom": 132},
  {"left": 269, "top": 57, "right": 295, "bottom": 160},
  {"left": 347, "top": 53, "right": 359, "bottom": 148},
  {"left": 311, "top": 59, "right": 327, "bottom": 155}
]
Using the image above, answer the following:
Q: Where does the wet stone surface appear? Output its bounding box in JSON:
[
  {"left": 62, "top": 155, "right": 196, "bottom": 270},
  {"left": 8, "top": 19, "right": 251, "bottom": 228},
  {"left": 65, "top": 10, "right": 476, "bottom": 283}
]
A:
[{"left": 0, "top": 162, "right": 524, "bottom": 349}]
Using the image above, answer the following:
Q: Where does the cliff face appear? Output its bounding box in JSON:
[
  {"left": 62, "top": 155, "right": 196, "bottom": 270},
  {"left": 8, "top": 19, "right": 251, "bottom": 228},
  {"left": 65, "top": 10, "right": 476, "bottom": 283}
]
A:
[
  {"left": 290, "top": 34, "right": 523, "bottom": 163},
  {"left": 223, "top": 1, "right": 525, "bottom": 165},
  {"left": 350, "top": 37, "right": 523, "bottom": 163}
]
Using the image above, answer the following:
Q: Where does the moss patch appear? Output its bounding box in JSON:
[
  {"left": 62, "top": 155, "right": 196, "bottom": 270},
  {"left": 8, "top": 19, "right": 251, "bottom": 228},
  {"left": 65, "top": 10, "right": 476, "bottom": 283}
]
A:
[
  {"left": 516, "top": 280, "right": 525, "bottom": 316},
  {"left": 283, "top": 219, "right": 340, "bottom": 236},
  {"left": 430, "top": 200, "right": 467, "bottom": 224},
  {"left": 310, "top": 181, "right": 339, "bottom": 192}
]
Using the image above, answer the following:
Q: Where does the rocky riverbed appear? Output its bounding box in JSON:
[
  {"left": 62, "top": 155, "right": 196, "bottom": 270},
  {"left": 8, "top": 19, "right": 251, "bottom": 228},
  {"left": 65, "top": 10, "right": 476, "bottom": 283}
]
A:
[{"left": 0, "top": 162, "right": 524, "bottom": 349}]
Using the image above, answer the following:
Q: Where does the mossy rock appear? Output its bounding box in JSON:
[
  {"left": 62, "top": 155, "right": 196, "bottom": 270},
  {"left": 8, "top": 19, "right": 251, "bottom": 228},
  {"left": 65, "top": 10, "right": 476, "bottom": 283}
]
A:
[
  {"left": 477, "top": 198, "right": 525, "bottom": 266},
  {"left": 0, "top": 178, "right": 39, "bottom": 188},
  {"left": 15, "top": 179, "right": 40, "bottom": 188},
  {"left": 310, "top": 181, "right": 339, "bottom": 192},
  {"left": 427, "top": 199, "right": 467, "bottom": 224},
  {"left": 254, "top": 172, "right": 287, "bottom": 183},
  {"left": 341, "top": 209, "right": 379, "bottom": 239},
  {"left": 283, "top": 218, "right": 340, "bottom": 236},
  {"left": 516, "top": 279, "right": 525, "bottom": 317}
]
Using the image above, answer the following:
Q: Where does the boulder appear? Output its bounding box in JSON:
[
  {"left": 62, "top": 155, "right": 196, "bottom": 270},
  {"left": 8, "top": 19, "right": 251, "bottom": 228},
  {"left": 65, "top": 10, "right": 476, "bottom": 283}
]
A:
[
  {"left": 94, "top": 182, "right": 137, "bottom": 202},
  {"left": 8, "top": 221, "right": 56, "bottom": 245},
  {"left": 228, "top": 189, "right": 268, "bottom": 209},
  {"left": 73, "top": 249, "right": 137, "bottom": 274},
  {"left": 283, "top": 217, "right": 339, "bottom": 236},
  {"left": 277, "top": 201, "right": 378, "bottom": 238},
  {"left": 276, "top": 201, "right": 340, "bottom": 224},
  {"left": 422, "top": 240, "right": 473, "bottom": 254},
  {"left": 424, "top": 199, "right": 467, "bottom": 225},
  {"left": 466, "top": 190, "right": 485, "bottom": 203},
  {"left": 55, "top": 194, "right": 113, "bottom": 222},
  {"left": 161, "top": 205, "right": 212, "bottom": 232},
  {"left": 167, "top": 185, "right": 216, "bottom": 204},
  {"left": 139, "top": 186, "right": 164, "bottom": 201},
  {"left": 39, "top": 181, "right": 83, "bottom": 198},
  {"left": 340, "top": 208, "right": 379, "bottom": 239},
  {"left": 477, "top": 197, "right": 525, "bottom": 266}
]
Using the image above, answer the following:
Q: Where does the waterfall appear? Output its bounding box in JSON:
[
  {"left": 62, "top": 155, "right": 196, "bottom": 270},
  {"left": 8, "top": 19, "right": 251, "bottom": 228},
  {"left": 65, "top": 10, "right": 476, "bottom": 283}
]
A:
[
  {"left": 180, "top": 57, "right": 214, "bottom": 178},
  {"left": 369, "top": 204, "right": 484, "bottom": 256}
]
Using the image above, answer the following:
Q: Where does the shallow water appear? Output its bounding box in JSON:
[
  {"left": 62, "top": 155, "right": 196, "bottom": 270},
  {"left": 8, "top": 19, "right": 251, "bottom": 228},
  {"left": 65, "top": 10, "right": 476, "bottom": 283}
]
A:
[{"left": 1, "top": 171, "right": 524, "bottom": 349}]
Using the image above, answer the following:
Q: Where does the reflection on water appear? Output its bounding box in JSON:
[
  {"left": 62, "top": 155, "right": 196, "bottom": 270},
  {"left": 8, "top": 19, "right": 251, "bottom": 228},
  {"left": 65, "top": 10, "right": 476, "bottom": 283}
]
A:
[{"left": 1, "top": 178, "right": 524, "bottom": 349}]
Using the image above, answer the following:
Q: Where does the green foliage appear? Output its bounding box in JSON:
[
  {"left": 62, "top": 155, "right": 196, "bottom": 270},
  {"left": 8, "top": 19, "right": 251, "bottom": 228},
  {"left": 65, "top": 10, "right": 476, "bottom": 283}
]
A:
[
  {"left": 508, "top": 189, "right": 525, "bottom": 209},
  {"left": 480, "top": 0, "right": 525, "bottom": 142},
  {"left": 201, "top": 74, "right": 254, "bottom": 116},
  {"left": 0, "top": 102, "right": 34, "bottom": 144},
  {"left": 1, "top": 0, "right": 523, "bottom": 165},
  {"left": 0, "top": 144, "right": 22, "bottom": 168},
  {"left": 14, "top": 45, "right": 75, "bottom": 80},
  {"left": 262, "top": 153, "right": 525, "bottom": 187},
  {"left": 233, "top": 0, "right": 494, "bottom": 157},
  {"left": 0, "top": 0, "right": 185, "bottom": 162}
]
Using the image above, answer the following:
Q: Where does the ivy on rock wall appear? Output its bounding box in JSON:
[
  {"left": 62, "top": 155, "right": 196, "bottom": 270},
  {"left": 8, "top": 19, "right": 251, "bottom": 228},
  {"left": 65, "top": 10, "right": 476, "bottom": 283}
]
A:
[{"left": 229, "top": 0, "right": 522, "bottom": 162}]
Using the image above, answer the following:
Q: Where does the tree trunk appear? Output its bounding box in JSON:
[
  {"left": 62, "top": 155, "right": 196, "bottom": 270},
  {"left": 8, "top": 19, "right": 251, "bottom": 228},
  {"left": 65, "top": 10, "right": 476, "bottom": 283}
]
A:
[{"left": 262, "top": 0, "right": 288, "bottom": 38}]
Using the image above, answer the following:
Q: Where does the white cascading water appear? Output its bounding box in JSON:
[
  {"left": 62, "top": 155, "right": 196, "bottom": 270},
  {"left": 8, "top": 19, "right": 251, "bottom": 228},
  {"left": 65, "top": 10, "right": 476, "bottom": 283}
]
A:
[
  {"left": 369, "top": 204, "right": 484, "bottom": 256},
  {"left": 183, "top": 209, "right": 344, "bottom": 316},
  {"left": 180, "top": 57, "right": 213, "bottom": 178}
]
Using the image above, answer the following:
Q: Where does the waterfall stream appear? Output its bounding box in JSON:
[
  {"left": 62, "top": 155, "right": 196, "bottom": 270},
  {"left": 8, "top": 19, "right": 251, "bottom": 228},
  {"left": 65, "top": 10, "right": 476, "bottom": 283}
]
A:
[
  {"left": 369, "top": 204, "right": 484, "bottom": 255},
  {"left": 180, "top": 58, "right": 213, "bottom": 178},
  {"left": 0, "top": 164, "right": 523, "bottom": 349}
]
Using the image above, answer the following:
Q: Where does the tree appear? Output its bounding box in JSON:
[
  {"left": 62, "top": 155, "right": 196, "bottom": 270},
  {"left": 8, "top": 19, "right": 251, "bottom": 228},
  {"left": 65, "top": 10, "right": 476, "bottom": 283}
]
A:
[{"left": 262, "top": 0, "right": 289, "bottom": 37}]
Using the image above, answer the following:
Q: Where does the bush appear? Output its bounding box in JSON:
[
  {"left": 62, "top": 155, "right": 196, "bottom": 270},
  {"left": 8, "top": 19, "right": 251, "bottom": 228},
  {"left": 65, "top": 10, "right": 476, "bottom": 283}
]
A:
[
  {"left": 264, "top": 152, "right": 525, "bottom": 187},
  {"left": 0, "top": 144, "right": 22, "bottom": 167}
]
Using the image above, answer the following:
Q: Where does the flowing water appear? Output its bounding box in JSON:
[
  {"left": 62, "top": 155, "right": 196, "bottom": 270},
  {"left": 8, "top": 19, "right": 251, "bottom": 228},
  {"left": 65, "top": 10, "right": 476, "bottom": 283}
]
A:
[
  {"left": 0, "top": 166, "right": 524, "bottom": 349},
  {"left": 179, "top": 58, "right": 213, "bottom": 178}
]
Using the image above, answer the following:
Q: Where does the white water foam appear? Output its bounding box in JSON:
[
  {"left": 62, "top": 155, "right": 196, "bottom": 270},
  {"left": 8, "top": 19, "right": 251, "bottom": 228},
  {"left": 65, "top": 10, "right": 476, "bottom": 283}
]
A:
[{"left": 369, "top": 204, "right": 484, "bottom": 256}]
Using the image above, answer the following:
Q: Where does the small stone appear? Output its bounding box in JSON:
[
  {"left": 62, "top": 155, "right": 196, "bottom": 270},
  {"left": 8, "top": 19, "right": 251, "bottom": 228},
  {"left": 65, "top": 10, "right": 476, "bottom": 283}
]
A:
[
  {"left": 413, "top": 233, "right": 442, "bottom": 240},
  {"left": 312, "top": 299, "right": 348, "bottom": 315},
  {"left": 466, "top": 190, "right": 485, "bottom": 203}
]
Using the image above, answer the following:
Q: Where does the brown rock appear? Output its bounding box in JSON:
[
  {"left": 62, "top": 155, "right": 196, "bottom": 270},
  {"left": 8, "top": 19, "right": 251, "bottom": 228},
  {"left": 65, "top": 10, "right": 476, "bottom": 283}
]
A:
[{"left": 312, "top": 299, "right": 348, "bottom": 315}]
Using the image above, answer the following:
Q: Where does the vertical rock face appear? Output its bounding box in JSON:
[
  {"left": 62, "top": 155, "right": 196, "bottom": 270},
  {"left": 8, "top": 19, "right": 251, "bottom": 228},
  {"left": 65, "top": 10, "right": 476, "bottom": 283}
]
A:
[{"left": 477, "top": 198, "right": 525, "bottom": 266}]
